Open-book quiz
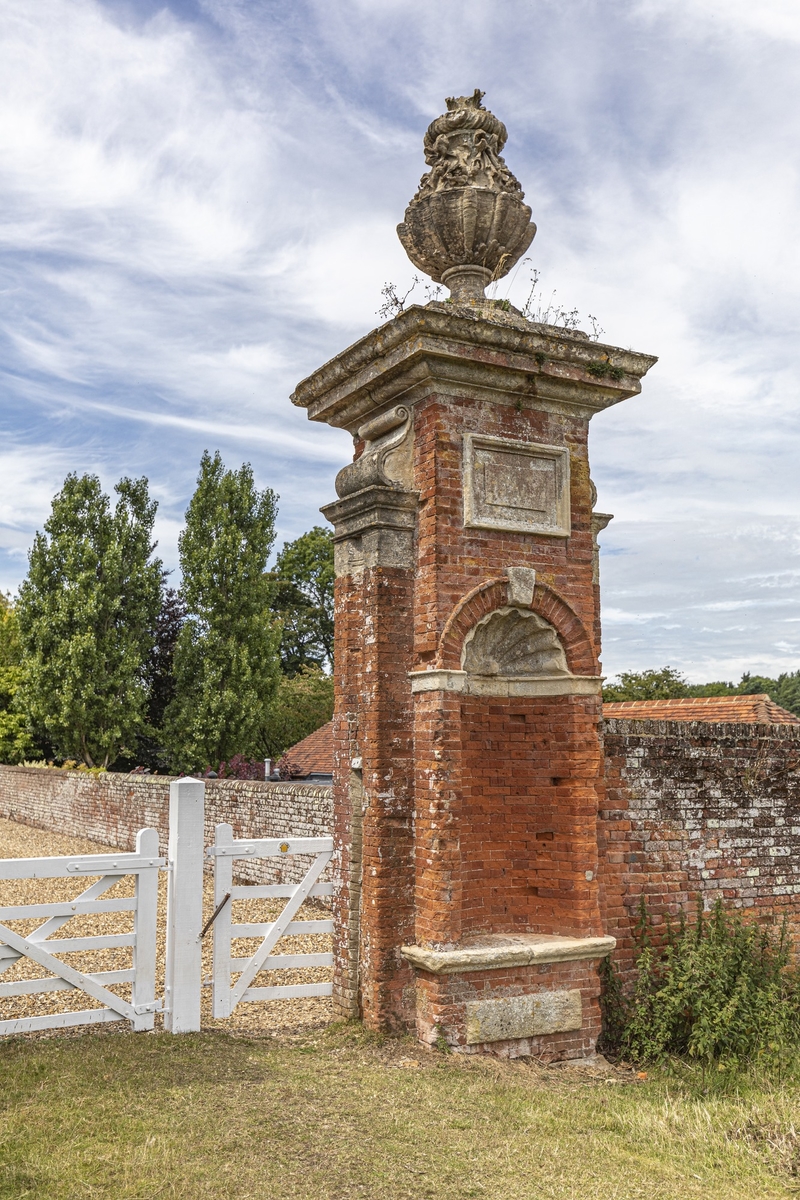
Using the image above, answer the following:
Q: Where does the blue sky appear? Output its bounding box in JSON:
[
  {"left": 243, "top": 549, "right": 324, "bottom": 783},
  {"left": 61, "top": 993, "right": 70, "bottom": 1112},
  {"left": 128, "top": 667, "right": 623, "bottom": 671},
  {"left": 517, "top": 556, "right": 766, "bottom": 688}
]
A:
[{"left": 2, "top": 0, "right": 800, "bottom": 682}]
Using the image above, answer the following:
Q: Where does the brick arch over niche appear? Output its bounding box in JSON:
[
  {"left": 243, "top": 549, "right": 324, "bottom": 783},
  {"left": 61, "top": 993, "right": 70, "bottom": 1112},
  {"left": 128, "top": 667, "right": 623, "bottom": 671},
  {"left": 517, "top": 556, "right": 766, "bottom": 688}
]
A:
[{"left": 435, "top": 577, "right": 596, "bottom": 677}]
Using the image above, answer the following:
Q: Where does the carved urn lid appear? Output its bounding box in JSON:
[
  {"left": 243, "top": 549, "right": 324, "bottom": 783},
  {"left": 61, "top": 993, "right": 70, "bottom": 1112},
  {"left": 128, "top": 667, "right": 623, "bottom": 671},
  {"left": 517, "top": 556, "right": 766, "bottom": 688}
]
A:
[{"left": 397, "top": 90, "right": 536, "bottom": 302}]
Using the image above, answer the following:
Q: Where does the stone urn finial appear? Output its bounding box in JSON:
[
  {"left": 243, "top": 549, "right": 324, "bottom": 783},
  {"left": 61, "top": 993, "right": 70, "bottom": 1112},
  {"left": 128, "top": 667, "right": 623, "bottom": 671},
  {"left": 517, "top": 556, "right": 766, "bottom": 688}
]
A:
[{"left": 397, "top": 90, "right": 536, "bottom": 303}]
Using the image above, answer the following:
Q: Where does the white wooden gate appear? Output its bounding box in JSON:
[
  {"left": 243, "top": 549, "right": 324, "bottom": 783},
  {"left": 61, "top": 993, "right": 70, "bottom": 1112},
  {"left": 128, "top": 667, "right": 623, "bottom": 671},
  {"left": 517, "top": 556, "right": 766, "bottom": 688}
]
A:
[
  {"left": 0, "top": 828, "right": 163, "bottom": 1036},
  {"left": 0, "top": 779, "right": 338, "bottom": 1036},
  {"left": 206, "top": 823, "right": 333, "bottom": 1018}
]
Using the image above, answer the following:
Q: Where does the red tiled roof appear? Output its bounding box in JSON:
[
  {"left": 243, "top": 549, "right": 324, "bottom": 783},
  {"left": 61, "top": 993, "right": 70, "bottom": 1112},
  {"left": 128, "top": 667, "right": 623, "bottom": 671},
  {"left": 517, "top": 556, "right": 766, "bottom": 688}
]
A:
[
  {"left": 283, "top": 696, "right": 799, "bottom": 776},
  {"left": 280, "top": 721, "right": 334, "bottom": 777},
  {"left": 603, "top": 695, "right": 800, "bottom": 724}
]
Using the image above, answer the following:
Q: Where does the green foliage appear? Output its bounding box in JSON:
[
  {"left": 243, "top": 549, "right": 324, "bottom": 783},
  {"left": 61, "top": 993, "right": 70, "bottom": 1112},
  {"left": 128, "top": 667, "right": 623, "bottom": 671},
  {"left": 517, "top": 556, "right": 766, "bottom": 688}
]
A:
[
  {"left": 270, "top": 526, "right": 334, "bottom": 675},
  {"left": 16, "top": 474, "right": 162, "bottom": 769},
  {"left": 603, "top": 665, "right": 800, "bottom": 715},
  {"left": 618, "top": 901, "right": 800, "bottom": 1071},
  {"left": 739, "top": 671, "right": 800, "bottom": 716},
  {"left": 165, "top": 451, "right": 281, "bottom": 772},
  {"left": 586, "top": 360, "right": 624, "bottom": 381},
  {"left": 0, "top": 594, "right": 36, "bottom": 764},
  {"left": 263, "top": 667, "right": 334, "bottom": 759},
  {"left": 132, "top": 587, "right": 186, "bottom": 771},
  {"left": 603, "top": 665, "right": 691, "bottom": 701},
  {"left": 685, "top": 680, "right": 738, "bottom": 696}
]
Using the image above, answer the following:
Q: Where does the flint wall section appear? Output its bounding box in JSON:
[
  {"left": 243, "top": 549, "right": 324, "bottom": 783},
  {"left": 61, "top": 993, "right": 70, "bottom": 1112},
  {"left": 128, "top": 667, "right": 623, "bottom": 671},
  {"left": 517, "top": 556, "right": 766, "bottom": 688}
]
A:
[
  {"left": 0, "top": 766, "right": 333, "bottom": 886},
  {"left": 600, "top": 718, "right": 800, "bottom": 977}
]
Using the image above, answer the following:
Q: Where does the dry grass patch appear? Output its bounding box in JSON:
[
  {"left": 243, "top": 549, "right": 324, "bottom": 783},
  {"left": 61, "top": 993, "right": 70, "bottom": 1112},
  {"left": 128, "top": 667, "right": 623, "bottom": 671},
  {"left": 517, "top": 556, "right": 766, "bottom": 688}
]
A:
[{"left": 2, "top": 1024, "right": 800, "bottom": 1199}]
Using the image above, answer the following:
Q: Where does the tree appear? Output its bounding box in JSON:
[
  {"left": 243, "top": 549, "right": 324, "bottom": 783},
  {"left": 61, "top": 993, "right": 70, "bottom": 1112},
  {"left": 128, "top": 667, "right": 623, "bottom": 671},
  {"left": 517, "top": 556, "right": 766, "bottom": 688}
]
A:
[
  {"left": 263, "top": 667, "right": 334, "bottom": 759},
  {"left": 0, "top": 594, "right": 36, "bottom": 763},
  {"left": 131, "top": 587, "right": 187, "bottom": 771},
  {"left": 270, "top": 526, "right": 334, "bottom": 675},
  {"left": 603, "top": 666, "right": 691, "bottom": 702},
  {"left": 165, "top": 451, "right": 281, "bottom": 771},
  {"left": 16, "top": 474, "right": 162, "bottom": 768},
  {"left": 738, "top": 670, "right": 800, "bottom": 715},
  {"left": 603, "top": 665, "right": 800, "bottom": 715}
]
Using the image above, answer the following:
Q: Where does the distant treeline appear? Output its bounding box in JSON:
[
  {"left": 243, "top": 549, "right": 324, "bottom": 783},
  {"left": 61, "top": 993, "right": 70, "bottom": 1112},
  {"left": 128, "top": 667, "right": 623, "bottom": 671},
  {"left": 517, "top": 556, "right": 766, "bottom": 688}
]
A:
[{"left": 603, "top": 666, "right": 800, "bottom": 714}]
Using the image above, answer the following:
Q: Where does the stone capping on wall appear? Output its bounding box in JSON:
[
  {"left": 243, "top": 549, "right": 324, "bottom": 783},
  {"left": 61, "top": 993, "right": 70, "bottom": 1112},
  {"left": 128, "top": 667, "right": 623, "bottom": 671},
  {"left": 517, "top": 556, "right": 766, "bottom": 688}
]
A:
[
  {"left": 289, "top": 303, "right": 658, "bottom": 430},
  {"left": 602, "top": 716, "right": 800, "bottom": 737},
  {"left": 400, "top": 934, "right": 616, "bottom": 975}
]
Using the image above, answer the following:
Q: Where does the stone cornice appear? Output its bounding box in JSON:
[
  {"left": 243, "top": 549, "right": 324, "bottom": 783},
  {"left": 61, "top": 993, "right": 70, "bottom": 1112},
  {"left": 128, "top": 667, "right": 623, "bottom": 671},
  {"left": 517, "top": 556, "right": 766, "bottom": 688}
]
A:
[
  {"left": 400, "top": 933, "right": 616, "bottom": 975},
  {"left": 320, "top": 484, "right": 418, "bottom": 540},
  {"left": 291, "top": 303, "right": 658, "bottom": 433}
]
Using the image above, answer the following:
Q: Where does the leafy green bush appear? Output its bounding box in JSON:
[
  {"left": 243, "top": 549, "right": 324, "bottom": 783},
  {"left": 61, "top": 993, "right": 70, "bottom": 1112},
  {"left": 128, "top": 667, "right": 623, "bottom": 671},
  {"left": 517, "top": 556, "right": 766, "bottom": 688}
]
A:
[{"left": 603, "top": 900, "right": 800, "bottom": 1073}]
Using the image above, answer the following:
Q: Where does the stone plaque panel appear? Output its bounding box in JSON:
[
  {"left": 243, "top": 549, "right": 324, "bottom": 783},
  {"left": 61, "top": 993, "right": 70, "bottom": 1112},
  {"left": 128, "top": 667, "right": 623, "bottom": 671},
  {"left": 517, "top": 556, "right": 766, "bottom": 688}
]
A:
[
  {"left": 463, "top": 434, "right": 571, "bottom": 536},
  {"left": 465, "top": 988, "right": 583, "bottom": 1045}
]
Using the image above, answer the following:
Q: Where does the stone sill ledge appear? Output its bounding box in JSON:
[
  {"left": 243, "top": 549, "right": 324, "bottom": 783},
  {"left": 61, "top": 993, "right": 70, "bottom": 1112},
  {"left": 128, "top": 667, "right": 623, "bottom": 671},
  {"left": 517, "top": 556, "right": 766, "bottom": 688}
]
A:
[
  {"left": 409, "top": 670, "right": 602, "bottom": 697},
  {"left": 400, "top": 933, "right": 616, "bottom": 975}
]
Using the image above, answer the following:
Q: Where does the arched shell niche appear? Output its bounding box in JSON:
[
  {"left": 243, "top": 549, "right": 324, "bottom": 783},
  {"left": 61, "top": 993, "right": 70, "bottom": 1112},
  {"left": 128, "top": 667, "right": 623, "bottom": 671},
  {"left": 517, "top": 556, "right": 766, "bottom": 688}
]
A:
[{"left": 461, "top": 607, "right": 569, "bottom": 677}]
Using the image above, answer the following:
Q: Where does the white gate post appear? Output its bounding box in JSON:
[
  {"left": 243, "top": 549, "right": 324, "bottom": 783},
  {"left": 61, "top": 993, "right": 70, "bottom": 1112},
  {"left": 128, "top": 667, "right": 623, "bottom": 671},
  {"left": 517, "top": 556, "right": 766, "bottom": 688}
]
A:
[{"left": 164, "top": 777, "right": 205, "bottom": 1032}]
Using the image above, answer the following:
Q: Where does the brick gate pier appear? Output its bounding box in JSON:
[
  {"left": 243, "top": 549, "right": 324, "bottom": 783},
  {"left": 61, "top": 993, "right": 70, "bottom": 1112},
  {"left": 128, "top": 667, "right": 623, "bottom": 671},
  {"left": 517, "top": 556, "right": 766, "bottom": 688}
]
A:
[{"left": 291, "top": 91, "right": 656, "bottom": 1057}]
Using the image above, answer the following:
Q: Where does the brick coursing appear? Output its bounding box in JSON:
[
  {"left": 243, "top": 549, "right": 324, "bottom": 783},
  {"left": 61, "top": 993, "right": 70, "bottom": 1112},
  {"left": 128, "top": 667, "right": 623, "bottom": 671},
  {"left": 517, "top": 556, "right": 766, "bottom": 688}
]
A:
[
  {"left": 4, "top": 719, "right": 799, "bottom": 1019},
  {"left": 599, "top": 718, "right": 800, "bottom": 980},
  {"left": 331, "top": 564, "right": 416, "bottom": 1028},
  {"left": 0, "top": 766, "right": 332, "bottom": 886},
  {"left": 414, "top": 958, "right": 602, "bottom": 1059}
]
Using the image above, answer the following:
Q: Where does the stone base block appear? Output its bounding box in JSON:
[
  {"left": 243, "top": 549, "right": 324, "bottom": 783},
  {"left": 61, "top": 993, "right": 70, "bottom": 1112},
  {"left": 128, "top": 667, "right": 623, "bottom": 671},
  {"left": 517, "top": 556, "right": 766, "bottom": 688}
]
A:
[
  {"left": 412, "top": 957, "right": 604, "bottom": 1061},
  {"left": 466, "top": 988, "right": 582, "bottom": 1044}
]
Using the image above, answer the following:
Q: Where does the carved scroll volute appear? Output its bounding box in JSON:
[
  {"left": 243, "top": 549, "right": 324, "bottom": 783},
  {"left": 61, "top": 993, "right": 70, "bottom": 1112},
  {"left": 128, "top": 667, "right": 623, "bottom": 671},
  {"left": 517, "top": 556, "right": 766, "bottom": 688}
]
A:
[{"left": 334, "top": 406, "right": 414, "bottom": 498}]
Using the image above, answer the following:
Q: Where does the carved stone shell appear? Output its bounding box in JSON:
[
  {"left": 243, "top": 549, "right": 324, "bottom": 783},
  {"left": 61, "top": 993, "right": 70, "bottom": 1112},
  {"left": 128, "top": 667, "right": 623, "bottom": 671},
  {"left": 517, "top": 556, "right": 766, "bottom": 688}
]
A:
[
  {"left": 397, "top": 187, "right": 535, "bottom": 286},
  {"left": 461, "top": 608, "right": 569, "bottom": 677}
]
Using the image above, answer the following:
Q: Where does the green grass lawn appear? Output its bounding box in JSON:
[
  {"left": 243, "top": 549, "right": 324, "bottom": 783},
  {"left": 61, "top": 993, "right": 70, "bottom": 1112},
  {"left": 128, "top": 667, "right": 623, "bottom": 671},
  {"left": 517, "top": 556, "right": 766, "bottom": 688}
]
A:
[{"left": 2, "top": 1023, "right": 799, "bottom": 1199}]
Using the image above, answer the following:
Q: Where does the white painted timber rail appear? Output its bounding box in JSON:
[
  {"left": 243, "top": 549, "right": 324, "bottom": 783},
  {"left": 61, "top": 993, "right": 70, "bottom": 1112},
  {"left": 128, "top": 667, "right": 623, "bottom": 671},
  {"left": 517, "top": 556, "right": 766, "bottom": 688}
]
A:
[
  {"left": 0, "top": 828, "right": 163, "bottom": 1036},
  {"left": 207, "top": 823, "right": 333, "bottom": 1018}
]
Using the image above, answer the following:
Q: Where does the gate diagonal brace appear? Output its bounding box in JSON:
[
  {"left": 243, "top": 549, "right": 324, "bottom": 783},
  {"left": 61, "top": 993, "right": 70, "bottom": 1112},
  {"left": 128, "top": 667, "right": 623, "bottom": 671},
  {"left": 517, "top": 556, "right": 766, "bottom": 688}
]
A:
[
  {"left": 0, "top": 874, "right": 123, "bottom": 975},
  {"left": 0, "top": 921, "right": 138, "bottom": 1021},
  {"left": 228, "top": 849, "right": 332, "bottom": 1009}
]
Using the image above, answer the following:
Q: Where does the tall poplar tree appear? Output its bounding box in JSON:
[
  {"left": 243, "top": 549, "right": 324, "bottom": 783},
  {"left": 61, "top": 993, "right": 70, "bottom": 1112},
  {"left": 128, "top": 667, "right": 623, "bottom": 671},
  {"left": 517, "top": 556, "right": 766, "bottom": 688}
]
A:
[
  {"left": 165, "top": 451, "right": 280, "bottom": 771},
  {"left": 270, "top": 526, "right": 334, "bottom": 675},
  {"left": 17, "top": 474, "right": 162, "bottom": 768},
  {"left": 0, "top": 594, "right": 36, "bottom": 763}
]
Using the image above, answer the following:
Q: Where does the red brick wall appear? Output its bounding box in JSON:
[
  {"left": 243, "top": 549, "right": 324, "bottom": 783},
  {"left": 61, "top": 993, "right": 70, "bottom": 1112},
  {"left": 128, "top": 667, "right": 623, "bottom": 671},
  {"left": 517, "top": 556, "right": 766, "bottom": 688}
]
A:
[
  {"left": 411, "top": 396, "right": 599, "bottom": 667},
  {"left": 459, "top": 695, "right": 604, "bottom": 940},
  {"left": 600, "top": 718, "right": 800, "bottom": 980},
  {"left": 331, "top": 565, "right": 416, "bottom": 1027},
  {"left": 409, "top": 392, "right": 604, "bottom": 968},
  {"left": 7, "top": 719, "right": 800, "bottom": 1009},
  {"left": 0, "top": 766, "right": 332, "bottom": 886}
]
